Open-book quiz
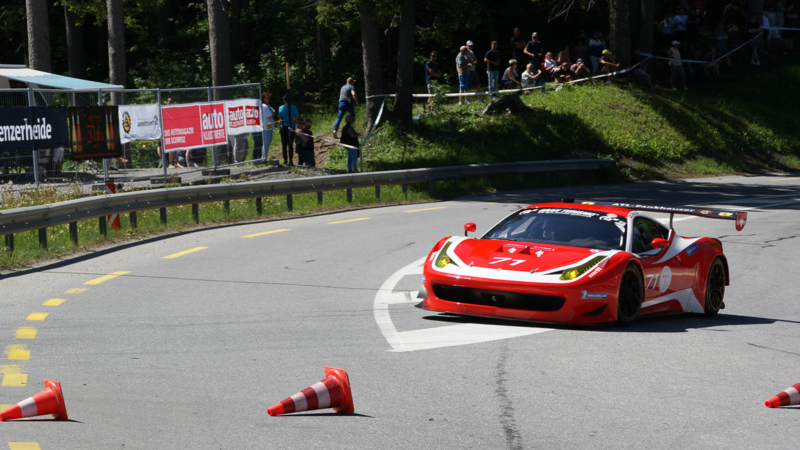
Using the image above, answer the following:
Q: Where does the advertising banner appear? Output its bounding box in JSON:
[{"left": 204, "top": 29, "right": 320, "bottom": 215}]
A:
[
  {"left": 0, "top": 107, "right": 69, "bottom": 152},
  {"left": 118, "top": 104, "right": 161, "bottom": 144},
  {"left": 68, "top": 106, "right": 122, "bottom": 160},
  {"left": 224, "top": 99, "right": 261, "bottom": 136},
  {"left": 162, "top": 102, "right": 227, "bottom": 152}
]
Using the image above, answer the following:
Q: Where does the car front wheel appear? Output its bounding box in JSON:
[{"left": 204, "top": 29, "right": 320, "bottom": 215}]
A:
[{"left": 616, "top": 264, "right": 643, "bottom": 326}]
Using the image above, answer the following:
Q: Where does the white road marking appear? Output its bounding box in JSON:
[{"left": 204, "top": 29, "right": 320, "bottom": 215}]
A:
[{"left": 373, "top": 257, "right": 554, "bottom": 353}]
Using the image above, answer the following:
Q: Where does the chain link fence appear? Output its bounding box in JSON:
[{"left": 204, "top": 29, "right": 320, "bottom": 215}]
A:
[{"left": 0, "top": 83, "right": 267, "bottom": 188}]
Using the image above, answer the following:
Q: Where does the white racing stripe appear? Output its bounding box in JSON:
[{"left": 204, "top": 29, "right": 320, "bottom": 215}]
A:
[
  {"left": 310, "top": 381, "right": 331, "bottom": 409},
  {"left": 290, "top": 392, "right": 307, "bottom": 412},
  {"left": 373, "top": 257, "right": 554, "bottom": 352}
]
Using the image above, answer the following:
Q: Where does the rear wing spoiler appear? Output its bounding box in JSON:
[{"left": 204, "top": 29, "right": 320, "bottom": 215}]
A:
[{"left": 561, "top": 199, "right": 747, "bottom": 231}]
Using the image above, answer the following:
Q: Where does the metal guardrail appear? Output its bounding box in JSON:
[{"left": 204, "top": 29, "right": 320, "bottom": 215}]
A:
[{"left": 0, "top": 158, "right": 613, "bottom": 248}]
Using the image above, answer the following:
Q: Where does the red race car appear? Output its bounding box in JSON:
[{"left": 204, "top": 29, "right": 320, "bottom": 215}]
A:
[{"left": 417, "top": 200, "right": 747, "bottom": 326}]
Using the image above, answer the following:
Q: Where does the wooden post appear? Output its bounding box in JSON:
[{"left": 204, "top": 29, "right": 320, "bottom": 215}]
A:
[
  {"left": 130, "top": 211, "right": 137, "bottom": 229},
  {"left": 160, "top": 207, "right": 167, "bottom": 225},
  {"left": 4, "top": 234, "right": 14, "bottom": 252},
  {"left": 347, "top": 188, "right": 353, "bottom": 203},
  {"left": 402, "top": 184, "right": 408, "bottom": 199},
  {"left": 285, "top": 62, "right": 291, "bottom": 89},
  {"left": 69, "top": 222, "right": 78, "bottom": 245},
  {"left": 224, "top": 200, "right": 230, "bottom": 214},
  {"left": 287, "top": 194, "right": 293, "bottom": 212},
  {"left": 428, "top": 181, "right": 435, "bottom": 196},
  {"left": 99, "top": 216, "right": 107, "bottom": 237},
  {"left": 317, "top": 191, "right": 323, "bottom": 205},
  {"left": 375, "top": 186, "right": 381, "bottom": 200},
  {"left": 256, "top": 198, "right": 263, "bottom": 215},
  {"left": 192, "top": 204, "right": 200, "bottom": 223}
]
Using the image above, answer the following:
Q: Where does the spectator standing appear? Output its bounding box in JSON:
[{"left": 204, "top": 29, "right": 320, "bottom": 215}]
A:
[
  {"left": 296, "top": 120, "right": 314, "bottom": 167},
  {"left": 465, "top": 40, "right": 480, "bottom": 93},
  {"left": 570, "top": 58, "right": 591, "bottom": 79},
  {"left": 687, "top": 11, "right": 701, "bottom": 53},
  {"left": 785, "top": 3, "right": 797, "bottom": 51},
  {"left": 747, "top": 14, "right": 763, "bottom": 65},
  {"left": 777, "top": 1, "right": 786, "bottom": 39},
  {"left": 340, "top": 115, "right": 360, "bottom": 173},
  {"left": 714, "top": 22, "right": 731, "bottom": 67},
  {"left": 425, "top": 51, "right": 442, "bottom": 94},
  {"left": 510, "top": 28, "right": 526, "bottom": 63},
  {"left": 253, "top": 92, "right": 274, "bottom": 160},
  {"left": 277, "top": 93, "right": 299, "bottom": 166},
  {"left": 524, "top": 32, "right": 544, "bottom": 68},
  {"left": 588, "top": 32, "right": 606, "bottom": 73},
  {"left": 702, "top": 47, "right": 720, "bottom": 78},
  {"left": 456, "top": 46, "right": 472, "bottom": 106},
  {"left": 672, "top": 9, "right": 689, "bottom": 44},
  {"left": 484, "top": 41, "right": 501, "bottom": 97},
  {"left": 500, "top": 60, "right": 521, "bottom": 88},
  {"left": 659, "top": 14, "right": 674, "bottom": 50},
  {"left": 333, "top": 77, "right": 359, "bottom": 138},
  {"left": 668, "top": 41, "right": 688, "bottom": 90},
  {"left": 555, "top": 44, "right": 571, "bottom": 64},
  {"left": 572, "top": 39, "right": 589, "bottom": 65}
]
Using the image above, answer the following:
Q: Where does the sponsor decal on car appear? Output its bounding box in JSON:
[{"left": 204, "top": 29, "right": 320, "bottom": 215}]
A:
[
  {"left": 535, "top": 250, "right": 544, "bottom": 258},
  {"left": 685, "top": 243, "right": 699, "bottom": 256},
  {"left": 581, "top": 290, "right": 608, "bottom": 300},
  {"left": 588, "top": 267, "right": 603, "bottom": 278},
  {"left": 645, "top": 266, "right": 673, "bottom": 293},
  {"left": 698, "top": 210, "right": 712, "bottom": 215},
  {"left": 539, "top": 208, "right": 599, "bottom": 218}
]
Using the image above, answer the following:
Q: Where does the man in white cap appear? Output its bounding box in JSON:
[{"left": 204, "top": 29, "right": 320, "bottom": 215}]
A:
[
  {"left": 456, "top": 45, "right": 472, "bottom": 106},
  {"left": 465, "top": 40, "right": 480, "bottom": 94},
  {"left": 667, "top": 40, "right": 687, "bottom": 91}
]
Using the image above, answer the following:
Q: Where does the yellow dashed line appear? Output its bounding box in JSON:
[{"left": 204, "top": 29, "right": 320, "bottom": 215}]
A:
[
  {"left": 328, "top": 217, "right": 370, "bottom": 225},
  {"left": 14, "top": 328, "right": 37, "bottom": 340},
  {"left": 163, "top": 247, "right": 208, "bottom": 259},
  {"left": 65, "top": 288, "right": 86, "bottom": 294},
  {"left": 9, "top": 443, "right": 41, "bottom": 450},
  {"left": 5, "top": 345, "right": 30, "bottom": 361},
  {"left": 402, "top": 207, "right": 447, "bottom": 213},
  {"left": 84, "top": 271, "right": 130, "bottom": 285},
  {"left": 25, "top": 313, "right": 47, "bottom": 322},
  {"left": 43, "top": 299, "right": 65, "bottom": 306},
  {"left": 1, "top": 365, "right": 27, "bottom": 387},
  {"left": 241, "top": 228, "right": 290, "bottom": 238}
]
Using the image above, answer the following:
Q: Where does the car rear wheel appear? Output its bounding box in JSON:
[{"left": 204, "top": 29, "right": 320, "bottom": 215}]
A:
[
  {"left": 704, "top": 258, "right": 726, "bottom": 317},
  {"left": 616, "top": 264, "right": 643, "bottom": 326}
]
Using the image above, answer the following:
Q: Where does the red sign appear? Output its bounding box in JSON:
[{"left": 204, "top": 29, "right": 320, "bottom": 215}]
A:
[{"left": 162, "top": 102, "right": 227, "bottom": 151}]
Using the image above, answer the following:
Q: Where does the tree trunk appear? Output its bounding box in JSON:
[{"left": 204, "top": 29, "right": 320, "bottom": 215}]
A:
[
  {"left": 64, "top": 5, "right": 86, "bottom": 79},
  {"left": 157, "top": 0, "right": 175, "bottom": 50},
  {"left": 609, "top": 0, "right": 631, "bottom": 68},
  {"left": 207, "top": 0, "right": 233, "bottom": 100},
  {"left": 480, "top": 94, "right": 531, "bottom": 116},
  {"left": 316, "top": 15, "right": 324, "bottom": 93},
  {"left": 629, "top": 0, "right": 641, "bottom": 50},
  {"left": 107, "top": 0, "right": 126, "bottom": 104},
  {"left": 640, "top": 0, "right": 654, "bottom": 54},
  {"left": 359, "top": 0, "right": 384, "bottom": 130},
  {"left": 229, "top": 0, "right": 243, "bottom": 66},
  {"left": 394, "top": 0, "right": 415, "bottom": 130},
  {"left": 26, "top": 0, "right": 51, "bottom": 72}
]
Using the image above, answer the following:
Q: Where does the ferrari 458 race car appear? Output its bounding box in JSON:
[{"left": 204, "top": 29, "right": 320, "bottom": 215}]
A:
[{"left": 417, "top": 200, "right": 747, "bottom": 326}]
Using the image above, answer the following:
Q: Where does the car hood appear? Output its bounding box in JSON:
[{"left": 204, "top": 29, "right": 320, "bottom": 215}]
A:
[{"left": 431, "top": 237, "right": 620, "bottom": 284}]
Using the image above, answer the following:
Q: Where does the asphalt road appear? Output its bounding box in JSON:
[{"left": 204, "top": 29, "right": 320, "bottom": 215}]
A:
[{"left": 2, "top": 173, "right": 800, "bottom": 449}]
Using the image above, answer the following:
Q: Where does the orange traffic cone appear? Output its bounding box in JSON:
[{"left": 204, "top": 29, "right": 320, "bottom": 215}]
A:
[
  {"left": 268, "top": 366, "right": 354, "bottom": 416},
  {"left": 765, "top": 382, "right": 800, "bottom": 408},
  {"left": 0, "top": 379, "right": 68, "bottom": 421}
]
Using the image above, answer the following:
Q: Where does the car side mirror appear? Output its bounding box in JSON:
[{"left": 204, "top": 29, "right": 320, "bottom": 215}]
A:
[
  {"left": 464, "top": 223, "right": 476, "bottom": 236},
  {"left": 651, "top": 238, "right": 669, "bottom": 249}
]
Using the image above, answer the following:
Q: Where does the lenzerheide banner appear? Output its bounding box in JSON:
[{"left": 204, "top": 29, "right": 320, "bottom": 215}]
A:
[
  {"left": 0, "top": 107, "right": 69, "bottom": 152},
  {"left": 118, "top": 104, "right": 161, "bottom": 144},
  {"left": 162, "top": 102, "right": 227, "bottom": 152},
  {"left": 224, "top": 99, "right": 262, "bottom": 136},
  {"left": 68, "top": 106, "right": 122, "bottom": 160}
]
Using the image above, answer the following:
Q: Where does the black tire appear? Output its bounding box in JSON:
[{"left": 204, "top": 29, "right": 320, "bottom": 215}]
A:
[
  {"left": 616, "top": 264, "right": 643, "bottom": 326},
  {"left": 704, "top": 258, "right": 726, "bottom": 317}
]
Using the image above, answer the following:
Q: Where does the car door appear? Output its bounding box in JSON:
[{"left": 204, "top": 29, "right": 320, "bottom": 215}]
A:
[{"left": 630, "top": 216, "right": 687, "bottom": 309}]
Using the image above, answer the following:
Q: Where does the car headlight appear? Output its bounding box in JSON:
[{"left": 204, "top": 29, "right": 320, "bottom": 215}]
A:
[
  {"left": 434, "top": 242, "right": 458, "bottom": 268},
  {"left": 560, "top": 256, "right": 606, "bottom": 280}
]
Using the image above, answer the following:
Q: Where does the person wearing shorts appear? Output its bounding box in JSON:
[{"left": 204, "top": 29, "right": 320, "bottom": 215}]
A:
[
  {"left": 465, "top": 40, "right": 480, "bottom": 93},
  {"left": 456, "top": 46, "right": 472, "bottom": 106},
  {"left": 668, "top": 41, "right": 687, "bottom": 90}
]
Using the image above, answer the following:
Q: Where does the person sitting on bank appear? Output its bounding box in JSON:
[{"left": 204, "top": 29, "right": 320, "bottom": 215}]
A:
[
  {"left": 340, "top": 115, "right": 360, "bottom": 174},
  {"left": 500, "top": 59, "right": 521, "bottom": 89},
  {"left": 296, "top": 120, "right": 315, "bottom": 167},
  {"left": 570, "top": 58, "right": 591, "bottom": 79}
]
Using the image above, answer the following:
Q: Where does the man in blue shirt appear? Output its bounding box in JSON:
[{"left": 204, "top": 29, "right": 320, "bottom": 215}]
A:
[
  {"left": 277, "top": 93, "right": 299, "bottom": 166},
  {"left": 484, "top": 41, "right": 500, "bottom": 97},
  {"left": 333, "top": 77, "right": 359, "bottom": 139}
]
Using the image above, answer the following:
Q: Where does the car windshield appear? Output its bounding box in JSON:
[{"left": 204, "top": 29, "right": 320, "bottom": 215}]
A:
[{"left": 482, "top": 208, "right": 627, "bottom": 250}]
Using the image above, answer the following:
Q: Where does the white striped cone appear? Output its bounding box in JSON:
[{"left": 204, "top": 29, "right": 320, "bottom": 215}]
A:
[
  {"left": 765, "top": 382, "right": 800, "bottom": 408},
  {"left": 105, "top": 182, "right": 120, "bottom": 230},
  {"left": 268, "top": 366, "right": 354, "bottom": 416},
  {"left": 0, "top": 379, "right": 68, "bottom": 421}
]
